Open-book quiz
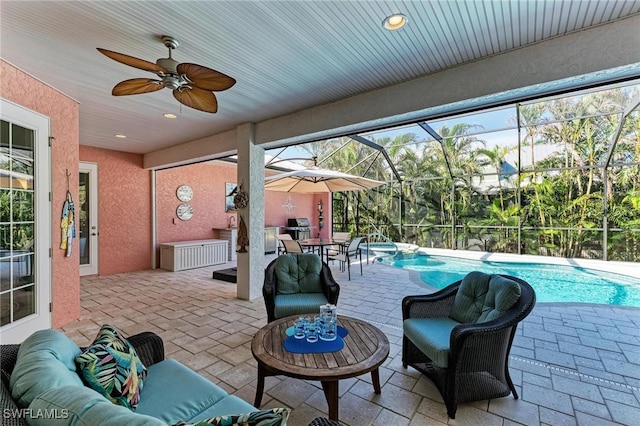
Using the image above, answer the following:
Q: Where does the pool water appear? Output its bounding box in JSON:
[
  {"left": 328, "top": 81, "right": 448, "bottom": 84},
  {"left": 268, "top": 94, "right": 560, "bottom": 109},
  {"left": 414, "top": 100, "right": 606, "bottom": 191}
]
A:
[{"left": 379, "top": 254, "right": 640, "bottom": 307}]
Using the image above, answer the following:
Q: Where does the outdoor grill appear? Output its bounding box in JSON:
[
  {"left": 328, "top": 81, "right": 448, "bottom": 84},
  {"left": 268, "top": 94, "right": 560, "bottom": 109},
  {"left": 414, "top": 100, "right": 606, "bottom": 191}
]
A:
[{"left": 283, "top": 218, "right": 312, "bottom": 240}]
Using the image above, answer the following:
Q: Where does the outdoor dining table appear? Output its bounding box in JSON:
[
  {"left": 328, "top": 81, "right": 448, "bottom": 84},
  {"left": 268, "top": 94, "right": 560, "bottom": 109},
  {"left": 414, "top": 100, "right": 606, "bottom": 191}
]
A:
[{"left": 298, "top": 238, "right": 345, "bottom": 263}]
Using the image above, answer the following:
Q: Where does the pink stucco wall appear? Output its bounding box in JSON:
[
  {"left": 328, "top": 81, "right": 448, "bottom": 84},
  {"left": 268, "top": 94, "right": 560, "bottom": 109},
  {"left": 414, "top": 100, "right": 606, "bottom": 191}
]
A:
[
  {"left": 264, "top": 191, "right": 329, "bottom": 239},
  {"left": 1, "top": 60, "right": 80, "bottom": 328},
  {"left": 79, "top": 146, "right": 152, "bottom": 275},
  {"left": 156, "top": 162, "right": 235, "bottom": 246},
  {"left": 155, "top": 161, "right": 320, "bottom": 257}
]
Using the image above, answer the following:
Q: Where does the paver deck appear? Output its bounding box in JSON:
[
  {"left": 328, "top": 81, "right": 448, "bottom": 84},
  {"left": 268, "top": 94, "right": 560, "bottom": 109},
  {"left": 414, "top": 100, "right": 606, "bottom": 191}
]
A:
[{"left": 62, "top": 256, "right": 640, "bottom": 425}]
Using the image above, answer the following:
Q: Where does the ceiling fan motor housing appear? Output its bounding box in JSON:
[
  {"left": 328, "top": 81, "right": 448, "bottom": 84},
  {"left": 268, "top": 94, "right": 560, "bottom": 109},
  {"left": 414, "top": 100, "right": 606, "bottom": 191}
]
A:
[{"left": 156, "top": 57, "right": 183, "bottom": 89}]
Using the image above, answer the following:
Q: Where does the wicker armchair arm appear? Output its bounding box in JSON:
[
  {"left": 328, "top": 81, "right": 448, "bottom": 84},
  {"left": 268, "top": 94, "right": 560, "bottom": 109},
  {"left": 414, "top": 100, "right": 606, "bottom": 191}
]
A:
[
  {"left": 263, "top": 258, "right": 279, "bottom": 322},
  {"left": 0, "top": 345, "right": 20, "bottom": 390},
  {"left": 402, "top": 283, "right": 459, "bottom": 320},
  {"left": 320, "top": 264, "right": 340, "bottom": 305},
  {"left": 127, "top": 332, "right": 165, "bottom": 367}
]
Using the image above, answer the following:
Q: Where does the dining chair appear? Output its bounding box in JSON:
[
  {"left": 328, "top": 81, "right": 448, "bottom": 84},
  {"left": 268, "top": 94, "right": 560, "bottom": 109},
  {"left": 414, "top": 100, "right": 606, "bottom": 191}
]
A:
[
  {"left": 332, "top": 232, "right": 351, "bottom": 242},
  {"left": 276, "top": 234, "right": 294, "bottom": 255},
  {"left": 325, "top": 232, "right": 351, "bottom": 257},
  {"left": 326, "top": 236, "right": 365, "bottom": 280},
  {"left": 281, "top": 239, "right": 304, "bottom": 254}
]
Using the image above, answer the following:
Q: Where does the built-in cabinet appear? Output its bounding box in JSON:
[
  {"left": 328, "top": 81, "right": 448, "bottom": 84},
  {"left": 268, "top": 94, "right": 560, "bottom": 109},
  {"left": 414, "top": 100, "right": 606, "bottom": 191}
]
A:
[
  {"left": 214, "top": 227, "right": 280, "bottom": 258},
  {"left": 217, "top": 228, "right": 238, "bottom": 261},
  {"left": 264, "top": 227, "right": 278, "bottom": 254}
]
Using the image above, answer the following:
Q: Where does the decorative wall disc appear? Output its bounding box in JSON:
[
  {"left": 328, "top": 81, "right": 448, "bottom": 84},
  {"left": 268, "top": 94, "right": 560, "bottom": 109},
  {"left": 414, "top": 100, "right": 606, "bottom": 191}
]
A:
[
  {"left": 176, "top": 203, "right": 194, "bottom": 220},
  {"left": 176, "top": 185, "right": 193, "bottom": 202}
]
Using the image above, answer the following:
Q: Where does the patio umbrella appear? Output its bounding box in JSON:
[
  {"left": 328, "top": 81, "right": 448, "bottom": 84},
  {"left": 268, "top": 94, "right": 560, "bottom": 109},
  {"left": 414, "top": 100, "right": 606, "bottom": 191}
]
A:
[{"left": 265, "top": 167, "right": 385, "bottom": 193}]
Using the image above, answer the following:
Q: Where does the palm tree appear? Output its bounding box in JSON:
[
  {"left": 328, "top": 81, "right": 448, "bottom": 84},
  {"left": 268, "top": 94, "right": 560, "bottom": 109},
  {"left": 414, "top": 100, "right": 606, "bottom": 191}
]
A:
[{"left": 477, "top": 145, "right": 516, "bottom": 211}]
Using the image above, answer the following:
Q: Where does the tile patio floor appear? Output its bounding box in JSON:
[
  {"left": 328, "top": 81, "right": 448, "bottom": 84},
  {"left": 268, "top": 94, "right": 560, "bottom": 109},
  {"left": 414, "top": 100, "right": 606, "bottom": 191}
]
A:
[{"left": 61, "top": 257, "right": 640, "bottom": 425}]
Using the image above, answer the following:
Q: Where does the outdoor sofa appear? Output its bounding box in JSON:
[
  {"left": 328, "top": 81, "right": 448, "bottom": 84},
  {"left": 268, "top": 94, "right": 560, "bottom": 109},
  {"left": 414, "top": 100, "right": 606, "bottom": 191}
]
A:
[{"left": 0, "top": 328, "right": 275, "bottom": 425}]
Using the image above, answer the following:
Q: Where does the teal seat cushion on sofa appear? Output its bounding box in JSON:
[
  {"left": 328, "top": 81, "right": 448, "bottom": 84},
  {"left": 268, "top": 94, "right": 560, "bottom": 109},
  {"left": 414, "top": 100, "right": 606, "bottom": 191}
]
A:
[
  {"left": 10, "top": 329, "right": 84, "bottom": 408},
  {"left": 186, "top": 395, "right": 257, "bottom": 422},
  {"left": 135, "top": 359, "right": 253, "bottom": 424},
  {"left": 403, "top": 317, "right": 460, "bottom": 368},
  {"left": 273, "top": 293, "right": 329, "bottom": 319},
  {"left": 27, "top": 385, "right": 164, "bottom": 426}
]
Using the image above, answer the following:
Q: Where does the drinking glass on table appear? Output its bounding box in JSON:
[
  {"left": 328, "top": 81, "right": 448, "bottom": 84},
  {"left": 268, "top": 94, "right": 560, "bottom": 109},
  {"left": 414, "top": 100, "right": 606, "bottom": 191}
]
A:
[
  {"left": 294, "top": 316, "right": 309, "bottom": 339},
  {"left": 305, "top": 324, "right": 319, "bottom": 343}
]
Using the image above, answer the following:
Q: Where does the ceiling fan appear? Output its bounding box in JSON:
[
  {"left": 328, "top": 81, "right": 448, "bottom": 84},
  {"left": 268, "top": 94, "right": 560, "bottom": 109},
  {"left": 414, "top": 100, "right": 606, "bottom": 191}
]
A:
[{"left": 97, "top": 36, "right": 235, "bottom": 113}]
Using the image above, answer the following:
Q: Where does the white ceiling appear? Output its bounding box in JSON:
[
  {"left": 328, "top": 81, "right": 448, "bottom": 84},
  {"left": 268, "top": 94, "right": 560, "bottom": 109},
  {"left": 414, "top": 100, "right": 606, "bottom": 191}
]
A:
[{"left": 2, "top": 1, "right": 639, "bottom": 155}]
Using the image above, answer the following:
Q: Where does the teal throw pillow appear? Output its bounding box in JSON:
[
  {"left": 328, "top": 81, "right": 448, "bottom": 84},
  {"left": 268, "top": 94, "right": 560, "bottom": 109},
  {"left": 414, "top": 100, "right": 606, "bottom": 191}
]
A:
[
  {"left": 172, "top": 408, "right": 290, "bottom": 426},
  {"left": 75, "top": 324, "right": 147, "bottom": 410},
  {"left": 275, "top": 255, "right": 301, "bottom": 294},
  {"left": 477, "top": 275, "right": 522, "bottom": 323},
  {"left": 449, "top": 271, "right": 492, "bottom": 323},
  {"left": 297, "top": 253, "right": 323, "bottom": 293}
]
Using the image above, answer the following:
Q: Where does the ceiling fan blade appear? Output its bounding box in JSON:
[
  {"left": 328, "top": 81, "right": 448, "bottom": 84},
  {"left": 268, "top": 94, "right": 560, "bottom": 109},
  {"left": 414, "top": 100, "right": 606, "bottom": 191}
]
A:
[
  {"left": 177, "top": 63, "right": 236, "bottom": 91},
  {"left": 112, "top": 78, "right": 165, "bottom": 96},
  {"left": 173, "top": 87, "right": 218, "bottom": 113},
  {"left": 97, "top": 48, "right": 167, "bottom": 74}
]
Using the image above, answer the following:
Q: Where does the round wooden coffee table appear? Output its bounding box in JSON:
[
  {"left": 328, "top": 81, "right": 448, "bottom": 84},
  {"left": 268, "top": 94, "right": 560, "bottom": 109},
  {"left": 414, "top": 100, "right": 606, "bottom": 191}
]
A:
[{"left": 251, "top": 315, "right": 389, "bottom": 422}]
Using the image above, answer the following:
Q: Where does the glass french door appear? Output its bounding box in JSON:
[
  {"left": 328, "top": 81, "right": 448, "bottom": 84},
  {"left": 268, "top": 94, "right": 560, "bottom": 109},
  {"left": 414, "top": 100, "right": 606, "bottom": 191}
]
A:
[
  {"left": 79, "top": 162, "right": 98, "bottom": 276},
  {"left": 0, "top": 99, "right": 51, "bottom": 343}
]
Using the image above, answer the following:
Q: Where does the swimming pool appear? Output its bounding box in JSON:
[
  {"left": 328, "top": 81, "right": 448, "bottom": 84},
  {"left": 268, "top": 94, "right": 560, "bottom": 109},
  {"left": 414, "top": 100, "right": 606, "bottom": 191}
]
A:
[{"left": 378, "top": 254, "right": 640, "bottom": 307}]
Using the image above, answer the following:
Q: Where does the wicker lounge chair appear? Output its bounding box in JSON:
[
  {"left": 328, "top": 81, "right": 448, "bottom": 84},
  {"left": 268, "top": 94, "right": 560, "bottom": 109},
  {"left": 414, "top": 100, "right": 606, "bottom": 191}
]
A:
[{"left": 402, "top": 272, "right": 536, "bottom": 418}]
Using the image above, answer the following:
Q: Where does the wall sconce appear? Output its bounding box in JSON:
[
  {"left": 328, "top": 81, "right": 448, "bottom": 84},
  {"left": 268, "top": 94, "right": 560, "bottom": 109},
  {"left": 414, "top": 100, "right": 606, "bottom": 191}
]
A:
[{"left": 317, "top": 200, "right": 323, "bottom": 212}]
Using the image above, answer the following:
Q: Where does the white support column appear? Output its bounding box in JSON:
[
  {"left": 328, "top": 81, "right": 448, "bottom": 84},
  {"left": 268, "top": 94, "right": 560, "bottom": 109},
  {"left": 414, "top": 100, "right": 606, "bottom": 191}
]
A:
[{"left": 236, "top": 123, "right": 265, "bottom": 300}]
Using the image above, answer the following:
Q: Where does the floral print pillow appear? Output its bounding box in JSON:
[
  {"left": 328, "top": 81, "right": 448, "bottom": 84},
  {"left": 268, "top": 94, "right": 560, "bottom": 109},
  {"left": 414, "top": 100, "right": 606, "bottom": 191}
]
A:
[
  {"left": 172, "top": 408, "right": 291, "bottom": 426},
  {"left": 75, "top": 324, "right": 147, "bottom": 410}
]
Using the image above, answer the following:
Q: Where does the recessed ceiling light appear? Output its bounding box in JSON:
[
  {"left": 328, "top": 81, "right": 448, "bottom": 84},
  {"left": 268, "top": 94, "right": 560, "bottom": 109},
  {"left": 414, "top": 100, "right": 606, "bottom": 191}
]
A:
[
  {"left": 115, "top": 134, "right": 127, "bottom": 139},
  {"left": 383, "top": 13, "right": 407, "bottom": 31},
  {"left": 163, "top": 113, "right": 178, "bottom": 119}
]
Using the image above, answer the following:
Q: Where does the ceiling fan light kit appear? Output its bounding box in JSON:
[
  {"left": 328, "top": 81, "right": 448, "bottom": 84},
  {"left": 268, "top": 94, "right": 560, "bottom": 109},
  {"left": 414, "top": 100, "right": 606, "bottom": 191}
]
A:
[{"left": 97, "top": 36, "right": 235, "bottom": 113}]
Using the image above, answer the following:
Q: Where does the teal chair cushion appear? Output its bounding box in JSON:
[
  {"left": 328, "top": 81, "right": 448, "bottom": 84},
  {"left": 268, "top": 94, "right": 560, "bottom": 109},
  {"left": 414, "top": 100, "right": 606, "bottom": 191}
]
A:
[
  {"left": 10, "top": 329, "right": 83, "bottom": 408},
  {"left": 296, "top": 253, "right": 322, "bottom": 293},
  {"left": 477, "top": 275, "right": 522, "bottom": 323},
  {"left": 274, "top": 253, "right": 323, "bottom": 294},
  {"left": 273, "top": 293, "right": 329, "bottom": 319},
  {"left": 449, "top": 271, "right": 492, "bottom": 323},
  {"left": 449, "top": 272, "right": 521, "bottom": 324},
  {"left": 274, "top": 255, "right": 300, "bottom": 294},
  {"left": 403, "top": 317, "right": 460, "bottom": 368}
]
